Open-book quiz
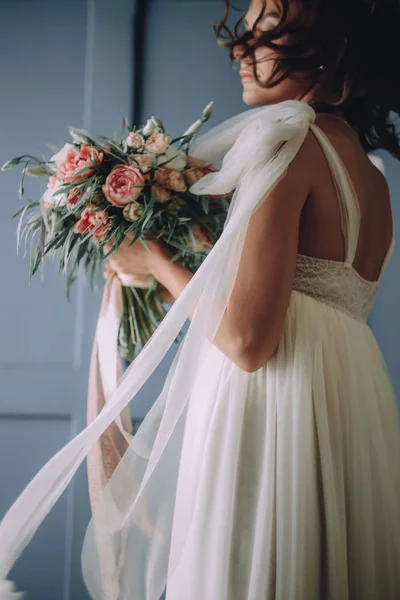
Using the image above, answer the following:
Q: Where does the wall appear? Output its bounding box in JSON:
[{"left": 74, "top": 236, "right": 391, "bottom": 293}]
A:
[
  {"left": 0, "top": 0, "right": 398, "bottom": 598},
  {"left": 0, "top": 1, "right": 136, "bottom": 598}
]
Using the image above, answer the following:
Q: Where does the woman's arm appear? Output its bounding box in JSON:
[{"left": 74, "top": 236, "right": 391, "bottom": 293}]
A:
[
  {"left": 151, "top": 131, "right": 314, "bottom": 373},
  {"left": 151, "top": 248, "right": 250, "bottom": 370},
  {"left": 155, "top": 283, "right": 176, "bottom": 305}
]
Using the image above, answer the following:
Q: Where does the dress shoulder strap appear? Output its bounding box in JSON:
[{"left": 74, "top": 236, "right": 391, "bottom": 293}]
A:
[{"left": 308, "top": 123, "right": 361, "bottom": 266}]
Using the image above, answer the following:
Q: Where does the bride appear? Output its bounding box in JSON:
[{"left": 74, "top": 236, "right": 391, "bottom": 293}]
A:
[{"left": 1, "top": 0, "right": 399, "bottom": 598}]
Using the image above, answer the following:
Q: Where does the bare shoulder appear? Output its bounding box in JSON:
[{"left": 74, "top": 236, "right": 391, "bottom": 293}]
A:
[
  {"left": 270, "top": 127, "right": 317, "bottom": 198},
  {"left": 256, "top": 129, "right": 314, "bottom": 219}
]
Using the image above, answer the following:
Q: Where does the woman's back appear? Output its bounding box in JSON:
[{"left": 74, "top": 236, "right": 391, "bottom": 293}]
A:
[{"left": 298, "top": 113, "right": 394, "bottom": 284}]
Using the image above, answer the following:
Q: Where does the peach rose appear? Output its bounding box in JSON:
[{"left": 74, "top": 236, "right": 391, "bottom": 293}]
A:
[
  {"left": 154, "top": 167, "right": 172, "bottom": 186},
  {"left": 74, "top": 204, "right": 111, "bottom": 240},
  {"left": 126, "top": 131, "right": 145, "bottom": 149},
  {"left": 187, "top": 156, "right": 217, "bottom": 172},
  {"left": 151, "top": 184, "right": 171, "bottom": 203},
  {"left": 168, "top": 171, "right": 187, "bottom": 193},
  {"left": 123, "top": 201, "right": 145, "bottom": 222},
  {"left": 145, "top": 132, "right": 171, "bottom": 154},
  {"left": 187, "top": 223, "right": 212, "bottom": 251},
  {"left": 129, "top": 153, "right": 153, "bottom": 173},
  {"left": 103, "top": 164, "right": 145, "bottom": 207},
  {"left": 187, "top": 156, "right": 206, "bottom": 169},
  {"left": 56, "top": 143, "right": 103, "bottom": 183},
  {"left": 186, "top": 168, "right": 206, "bottom": 186}
]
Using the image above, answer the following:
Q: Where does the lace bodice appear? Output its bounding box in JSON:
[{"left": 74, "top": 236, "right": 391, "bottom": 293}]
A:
[
  {"left": 291, "top": 124, "right": 395, "bottom": 324},
  {"left": 293, "top": 254, "right": 379, "bottom": 323}
]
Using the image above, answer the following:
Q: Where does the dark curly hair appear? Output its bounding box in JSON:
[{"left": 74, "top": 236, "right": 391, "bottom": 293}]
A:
[{"left": 214, "top": 0, "right": 400, "bottom": 159}]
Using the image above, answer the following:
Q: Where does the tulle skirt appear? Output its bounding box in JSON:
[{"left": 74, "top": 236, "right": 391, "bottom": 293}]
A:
[{"left": 164, "top": 290, "right": 400, "bottom": 600}]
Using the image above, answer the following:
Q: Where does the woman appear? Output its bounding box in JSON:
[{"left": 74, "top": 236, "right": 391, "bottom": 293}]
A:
[
  {"left": 0, "top": 0, "right": 399, "bottom": 598},
  {"left": 103, "top": 0, "right": 400, "bottom": 598}
]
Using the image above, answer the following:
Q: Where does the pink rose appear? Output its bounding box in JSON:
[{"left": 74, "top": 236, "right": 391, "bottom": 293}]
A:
[
  {"left": 102, "top": 164, "right": 145, "bottom": 207},
  {"left": 74, "top": 210, "right": 94, "bottom": 235},
  {"left": 56, "top": 144, "right": 103, "bottom": 183},
  {"left": 68, "top": 185, "right": 81, "bottom": 206},
  {"left": 128, "top": 153, "right": 153, "bottom": 173},
  {"left": 92, "top": 220, "right": 111, "bottom": 241},
  {"left": 145, "top": 132, "right": 172, "bottom": 154},
  {"left": 74, "top": 204, "right": 111, "bottom": 241},
  {"left": 188, "top": 223, "right": 212, "bottom": 251},
  {"left": 168, "top": 171, "right": 187, "bottom": 193},
  {"left": 151, "top": 184, "right": 171, "bottom": 203}
]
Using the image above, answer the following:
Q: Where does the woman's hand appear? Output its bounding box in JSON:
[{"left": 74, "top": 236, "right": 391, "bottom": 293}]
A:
[
  {"left": 103, "top": 260, "right": 175, "bottom": 304},
  {"left": 103, "top": 233, "right": 169, "bottom": 281}
]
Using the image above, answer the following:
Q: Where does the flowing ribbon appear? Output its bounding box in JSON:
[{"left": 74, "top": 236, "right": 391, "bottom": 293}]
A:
[
  {"left": 87, "top": 270, "right": 157, "bottom": 507},
  {"left": 87, "top": 271, "right": 157, "bottom": 596},
  {"left": 0, "top": 100, "right": 316, "bottom": 598}
]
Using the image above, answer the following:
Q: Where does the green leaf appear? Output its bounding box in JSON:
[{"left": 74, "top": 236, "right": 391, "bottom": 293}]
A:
[
  {"left": 140, "top": 208, "right": 154, "bottom": 232},
  {"left": 125, "top": 288, "right": 143, "bottom": 352},
  {"left": 66, "top": 271, "right": 78, "bottom": 300},
  {"left": 30, "top": 237, "right": 43, "bottom": 278},
  {"left": 66, "top": 165, "right": 96, "bottom": 180},
  {"left": 42, "top": 229, "right": 68, "bottom": 256},
  {"left": 68, "top": 126, "right": 97, "bottom": 146},
  {"left": 122, "top": 115, "right": 131, "bottom": 131},
  {"left": 18, "top": 164, "right": 28, "bottom": 200},
  {"left": 201, "top": 196, "right": 209, "bottom": 215},
  {"left": 12, "top": 200, "right": 40, "bottom": 220},
  {"left": 47, "top": 144, "right": 60, "bottom": 154}
]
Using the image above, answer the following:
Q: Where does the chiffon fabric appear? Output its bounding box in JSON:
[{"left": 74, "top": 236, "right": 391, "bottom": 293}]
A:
[
  {"left": 163, "top": 118, "right": 400, "bottom": 600},
  {"left": 0, "top": 99, "right": 399, "bottom": 600}
]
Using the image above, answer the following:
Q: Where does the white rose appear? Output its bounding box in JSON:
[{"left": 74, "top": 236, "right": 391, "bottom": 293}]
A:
[
  {"left": 142, "top": 118, "right": 157, "bottom": 137},
  {"left": 49, "top": 143, "right": 75, "bottom": 170},
  {"left": 41, "top": 175, "right": 67, "bottom": 207},
  {"left": 123, "top": 201, "right": 145, "bottom": 222},
  {"left": 156, "top": 147, "right": 187, "bottom": 171}
]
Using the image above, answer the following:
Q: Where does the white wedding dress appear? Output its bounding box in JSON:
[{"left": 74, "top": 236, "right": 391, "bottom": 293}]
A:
[
  {"left": 0, "top": 100, "right": 399, "bottom": 600},
  {"left": 164, "top": 127, "right": 400, "bottom": 600}
]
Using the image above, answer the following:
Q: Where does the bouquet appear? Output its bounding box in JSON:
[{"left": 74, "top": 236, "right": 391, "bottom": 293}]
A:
[{"left": 2, "top": 102, "right": 232, "bottom": 363}]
